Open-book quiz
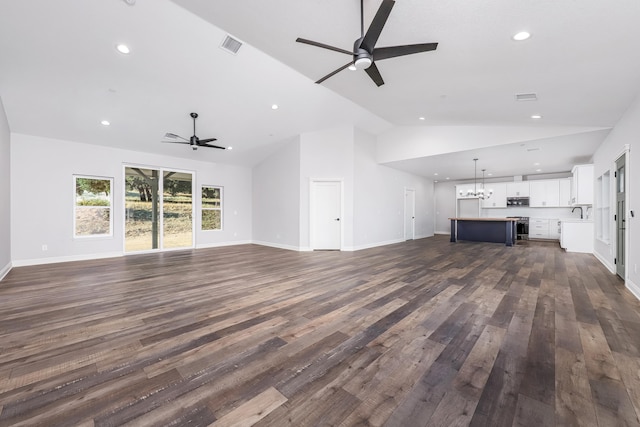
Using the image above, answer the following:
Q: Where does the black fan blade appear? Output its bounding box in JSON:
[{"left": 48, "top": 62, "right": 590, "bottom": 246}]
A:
[
  {"left": 374, "top": 42, "right": 438, "bottom": 61},
  {"left": 199, "top": 143, "right": 226, "bottom": 150},
  {"left": 360, "top": 0, "right": 395, "bottom": 53},
  {"left": 198, "top": 137, "right": 218, "bottom": 143},
  {"left": 296, "top": 38, "right": 353, "bottom": 56},
  {"left": 315, "top": 61, "right": 354, "bottom": 84},
  {"left": 365, "top": 62, "right": 384, "bottom": 87}
]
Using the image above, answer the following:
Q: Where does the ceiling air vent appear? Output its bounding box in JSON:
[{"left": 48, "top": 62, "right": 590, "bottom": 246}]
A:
[
  {"left": 220, "top": 35, "right": 242, "bottom": 55},
  {"left": 515, "top": 93, "right": 538, "bottom": 101}
]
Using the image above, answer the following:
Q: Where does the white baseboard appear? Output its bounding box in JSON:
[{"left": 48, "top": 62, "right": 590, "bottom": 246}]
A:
[
  {"left": 0, "top": 261, "right": 12, "bottom": 281},
  {"left": 197, "top": 240, "right": 252, "bottom": 249},
  {"left": 593, "top": 250, "right": 615, "bottom": 274},
  {"left": 626, "top": 278, "right": 640, "bottom": 302},
  {"left": 12, "top": 252, "right": 123, "bottom": 267},
  {"left": 252, "top": 240, "right": 300, "bottom": 252}
]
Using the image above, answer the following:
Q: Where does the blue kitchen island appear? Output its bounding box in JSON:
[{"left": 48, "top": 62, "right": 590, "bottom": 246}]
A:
[{"left": 449, "top": 217, "right": 518, "bottom": 246}]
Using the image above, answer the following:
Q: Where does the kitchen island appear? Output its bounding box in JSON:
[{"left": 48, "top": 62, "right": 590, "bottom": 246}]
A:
[{"left": 449, "top": 217, "right": 518, "bottom": 246}]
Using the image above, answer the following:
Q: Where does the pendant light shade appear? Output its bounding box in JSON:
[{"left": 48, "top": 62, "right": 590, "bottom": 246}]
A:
[{"left": 459, "top": 158, "right": 493, "bottom": 200}]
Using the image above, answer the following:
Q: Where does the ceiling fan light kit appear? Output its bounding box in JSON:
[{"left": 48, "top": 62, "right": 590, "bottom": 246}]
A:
[{"left": 296, "top": 0, "right": 438, "bottom": 87}]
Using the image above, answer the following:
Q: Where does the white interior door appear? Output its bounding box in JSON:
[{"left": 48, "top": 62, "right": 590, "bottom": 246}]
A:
[
  {"left": 404, "top": 188, "right": 415, "bottom": 240},
  {"left": 311, "top": 181, "right": 342, "bottom": 250}
]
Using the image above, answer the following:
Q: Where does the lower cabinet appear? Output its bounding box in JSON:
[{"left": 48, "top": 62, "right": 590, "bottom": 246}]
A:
[
  {"left": 560, "top": 221, "right": 594, "bottom": 253},
  {"left": 529, "top": 218, "right": 560, "bottom": 240},
  {"left": 529, "top": 218, "right": 550, "bottom": 239}
]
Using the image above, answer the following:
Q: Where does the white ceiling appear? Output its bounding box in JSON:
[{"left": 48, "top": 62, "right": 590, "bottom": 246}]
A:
[{"left": 2, "top": 0, "right": 640, "bottom": 179}]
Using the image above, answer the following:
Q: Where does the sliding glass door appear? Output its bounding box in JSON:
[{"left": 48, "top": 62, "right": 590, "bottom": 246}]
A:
[{"left": 124, "top": 166, "right": 193, "bottom": 253}]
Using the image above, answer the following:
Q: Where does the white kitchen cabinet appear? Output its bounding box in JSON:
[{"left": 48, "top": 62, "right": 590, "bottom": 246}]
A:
[
  {"left": 529, "top": 218, "right": 550, "bottom": 239},
  {"left": 560, "top": 220, "right": 594, "bottom": 253},
  {"left": 549, "top": 219, "right": 561, "bottom": 240},
  {"left": 530, "top": 180, "right": 560, "bottom": 207},
  {"left": 571, "top": 164, "right": 594, "bottom": 205},
  {"left": 506, "top": 182, "right": 530, "bottom": 197},
  {"left": 559, "top": 178, "right": 572, "bottom": 207},
  {"left": 481, "top": 183, "right": 507, "bottom": 208}
]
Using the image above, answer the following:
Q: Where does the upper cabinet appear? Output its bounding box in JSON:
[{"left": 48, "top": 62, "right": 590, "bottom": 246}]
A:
[
  {"left": 558, "top": 178, "right": 571, "bottom": 207},
  {"left": 506, "top": 182, "right": 530, "bottom": 197},
  {"left": 571, "top": 164, "right": 594, "bottom": 205},
  {"left": 530, "top": 180, "right": 560, "bottom": 207},
  {"left": 481, "top": 183, "right": 507, "bottom": 208}
]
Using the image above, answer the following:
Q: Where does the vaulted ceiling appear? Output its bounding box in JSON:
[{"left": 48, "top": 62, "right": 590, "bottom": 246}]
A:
[{"left": 1, "top": 0, "right": 639, "bottom": 180}]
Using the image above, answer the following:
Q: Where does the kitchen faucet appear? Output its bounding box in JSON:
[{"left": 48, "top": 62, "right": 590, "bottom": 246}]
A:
[{"left": 571, "top": 206, "right": 583, "bottom": 219}]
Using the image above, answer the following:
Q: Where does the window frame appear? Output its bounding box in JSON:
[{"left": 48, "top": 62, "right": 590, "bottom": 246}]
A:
[
  {"left": 73, "top": 175, "right": 114, "bottom": 239},
  {"left": 201, "top": 185, "right": 223, "bottom": 231}
]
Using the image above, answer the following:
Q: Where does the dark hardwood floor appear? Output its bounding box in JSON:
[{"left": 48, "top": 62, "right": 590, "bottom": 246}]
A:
[{"left": 1, "top": 235, "right": 640, "bottom": 426}]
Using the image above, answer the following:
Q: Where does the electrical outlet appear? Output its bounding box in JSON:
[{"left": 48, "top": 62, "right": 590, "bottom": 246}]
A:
[{"left": 42, "top": 244, "right": 48, "bottom": 251}]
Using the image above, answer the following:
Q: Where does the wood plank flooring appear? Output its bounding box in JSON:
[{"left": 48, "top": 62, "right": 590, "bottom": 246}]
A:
[{"left": 1, "top": 235, "right": 640, "bottom": 426}]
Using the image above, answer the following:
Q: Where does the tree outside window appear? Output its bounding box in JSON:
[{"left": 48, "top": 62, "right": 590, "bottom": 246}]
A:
[
  {"left": 202, "top": 186, "right": 222, "bottom": 231},
  {"left": 74, "top": 176, "right": 113, "bottom": 237}
]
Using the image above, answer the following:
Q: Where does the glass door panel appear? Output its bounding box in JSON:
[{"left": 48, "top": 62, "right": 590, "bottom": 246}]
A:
[
  {"left": 125, "top": 167, "right": 159, "bottom": 252},
  {"left": 163, "top": 171, "right": 193, "bottom": 249}
]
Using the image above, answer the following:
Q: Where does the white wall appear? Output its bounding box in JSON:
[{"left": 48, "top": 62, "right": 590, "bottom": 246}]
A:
[
  {"left": 593, "top": 92, "right": 640, "bottom": 299},
  {"left": 354, "top": 128, "right": 433, "bottom": 249},
  {"left": 0, "top": 97, "right": 11, "bottom": 279},
  {"left": 299, "top": 126, "right": 355, "bottom": 250},
  {"left": 10, "top": 133, "right": 252, "bottom": 265},
  {"left": 434, "top": 181, "right": 457, "bottom": 234},
  {"left": 252, "top": 137, "right": 301, "bottom": 250},
  {"left": 377, "top": 125, "right": 608, "bottom": 163}
]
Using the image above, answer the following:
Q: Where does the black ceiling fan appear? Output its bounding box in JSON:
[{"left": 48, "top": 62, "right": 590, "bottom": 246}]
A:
[
  {"left": 296, "top": 0, "right": 438, "bottom": 87},
  {"left": 162, "top": 112, "right": 225, "bottom": 151}
]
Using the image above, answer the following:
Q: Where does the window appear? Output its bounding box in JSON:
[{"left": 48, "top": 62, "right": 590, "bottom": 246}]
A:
[
  {"left": 74, "top": 176, "right": 113, "bottom": 237},
  {"left": 202, "top": 186, "right": 222, "bottom": 231}
]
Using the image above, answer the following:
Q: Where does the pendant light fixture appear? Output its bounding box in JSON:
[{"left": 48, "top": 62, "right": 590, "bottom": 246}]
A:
[{"left": 459, "top": 158, "right": 493, "bottom": 199}]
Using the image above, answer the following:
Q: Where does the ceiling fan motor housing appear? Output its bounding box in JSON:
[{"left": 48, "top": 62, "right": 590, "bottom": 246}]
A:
[{"left": 353, "top": 37, "right": 372, "bottom": 70}]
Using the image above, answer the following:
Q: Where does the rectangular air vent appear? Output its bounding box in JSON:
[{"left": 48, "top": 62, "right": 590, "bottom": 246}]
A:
[
  {"left": 220, "top": 35, "right": 242, "bottom": 55},
  {"left": 515, "top": 93, "right": 538, "bottom": 101}
]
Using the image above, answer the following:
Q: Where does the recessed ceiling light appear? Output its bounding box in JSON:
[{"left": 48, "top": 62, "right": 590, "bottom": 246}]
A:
[
  {"left": 419, "top": 117, "right": 426, "bottom": 121},
  {"left": 446, "top": 177, "right": 450, "bottom": 180},
  {"left": 434, "top": 180, "right": 439, "bottom": 183},
  {"left": 488, "top": 173, "right": 493, "bottom": 176},
  {"left": 513, "top": 31, "right": 531, "bottom": 41},
  {"left": 531, "top": 114, "right": 542, "bottom": 119},
  {"left": 227, "top": 146, "right": 233, "bottom": 150},
  {"left": 116, "top": 44, "right": 130, "bottom": 54},
  {"left": 536, "top": 168, "right": 542, "bottom": 172},
  {"left": 100, "top": 120, "right": 110, "bottom": 126},
  {"left": 434, "top": 172, "right": 438, "bottom": 176},
  {"left": 271, "top": 104, "right": 279, "bottom": 110},
  {"left": 534, "top": 162, "right": 540, "bottom": 166}
]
